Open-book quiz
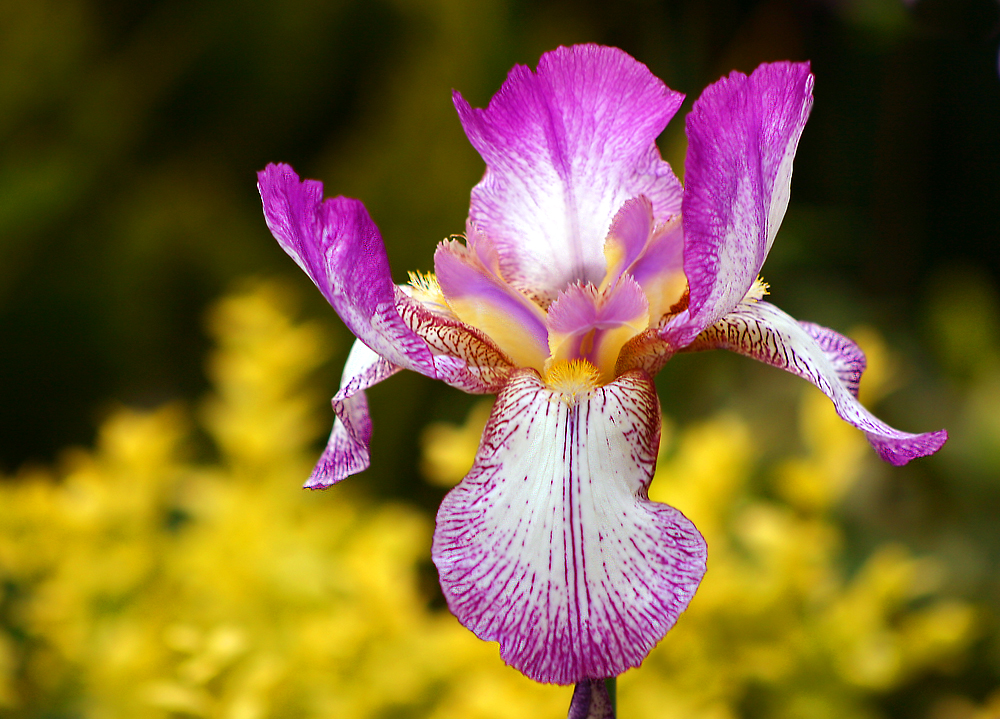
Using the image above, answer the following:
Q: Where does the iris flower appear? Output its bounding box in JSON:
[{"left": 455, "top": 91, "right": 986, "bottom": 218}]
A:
[{"left": 258, "top": 44, "right": 946, "bottom": 691}]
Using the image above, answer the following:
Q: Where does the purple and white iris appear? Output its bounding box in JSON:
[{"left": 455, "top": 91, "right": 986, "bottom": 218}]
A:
[{"left": 258, "top": 45, "right": 946, "bottom": 687}]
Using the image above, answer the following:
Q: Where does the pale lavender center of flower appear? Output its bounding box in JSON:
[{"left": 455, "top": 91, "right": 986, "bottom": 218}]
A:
[{"left": 428, "top": 196, "right": 687, "bottom": 386}]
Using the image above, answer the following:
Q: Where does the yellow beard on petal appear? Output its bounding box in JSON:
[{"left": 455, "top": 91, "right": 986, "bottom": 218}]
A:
[
  {"left": 544, "top": 359, "right": 601, "bottom": 404},
  {"left": 408, "top": 271, "right": 449, "bottom": 306},
  {"left": 742, "top": 276, "right": 770, "bottom": 304}
]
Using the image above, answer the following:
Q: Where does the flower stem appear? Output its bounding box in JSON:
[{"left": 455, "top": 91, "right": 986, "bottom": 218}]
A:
[{"left": 604, "top": 676, "right": 617, "bottom": 716}]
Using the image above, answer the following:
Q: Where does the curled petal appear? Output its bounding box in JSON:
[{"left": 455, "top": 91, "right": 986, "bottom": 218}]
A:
[
  {"left": 308, "top": 290, "right": 515, "bottom": 488},
  {"left": 686, "top": 301, "right": 947, "bottom": 465},
  {"left": 455, "top": 44, "right": 685, "bottom": 301},
  {"left": 666, "top": 62, "right": 814, "bottom": 345},
  {"left": 547, "top": 278, "right": 650, "bottom": 382},
  {"left": 626, "top": 216, "right": 686, "bottom": 323},
  {"left": 308, "top": 339, "right": 401, "bottom": 489},
  {"left": 258, "top": 163, "right": 435, "bottom": 375},
  {"left": 432, "top": 370, "right": 707, "bottom": 684}
]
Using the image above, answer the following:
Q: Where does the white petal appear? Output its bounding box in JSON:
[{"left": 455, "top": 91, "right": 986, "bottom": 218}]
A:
[
  {"left": 307, "top": 339, "right": 400, "bottom": 489},
  {"left": 432, "top": 370, "right": 706, "bottom": 684}
]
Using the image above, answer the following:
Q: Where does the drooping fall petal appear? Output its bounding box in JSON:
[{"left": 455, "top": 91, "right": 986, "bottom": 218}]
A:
[
  {"left": 432, "top": 370, "right": 707, "bottom": 684},
  {"left": 394, "top": 288, "right": 515, "bottom": 394},
  {"left": 686, "top": 301, "right": 947, "bottom": 465},
  {"left": 455, "top": 44, "right": 685, "bottom": 302},
  {"left": 307, "top": 339, "right": 401, "bottom": 489}
]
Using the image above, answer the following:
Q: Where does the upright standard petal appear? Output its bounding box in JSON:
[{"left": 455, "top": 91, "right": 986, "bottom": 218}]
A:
[
  {"left": 455, "top": 44, "right": 685, "bottom": 302},
  {"left": 432, "top": 370, "right": 707, "bottom": 684},
  {"left": 258, "top": 163, "right": 435, "bottom": 375},
  {"left": 687, "top": 301, "right": 947, "bottom": 465},
  {"left": 308, "top": 339, "right": 401, "bottom": 489},
  {"left": 666, "top": 62, "right": 814, "bottom": 346}
]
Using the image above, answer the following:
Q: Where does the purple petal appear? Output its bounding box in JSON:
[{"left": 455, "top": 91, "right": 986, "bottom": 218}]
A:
[
  {"left": 666, "top": 62, "right": 814, "bottom": 346},
  {"left": 687, "top": 301, "right": 947, "bottom": 465},
  {"left": 432, "top": 370, "right": 707, "bottom": 684},
  {"left": 568, "top": 680, "right": 615, "bottom": 719},
  {"left": 547, "top": 279, "right": 649, "bottom": 336},
  {"left": 434, "top": 240, "right": 550, "bottom": 371},
  {"left": 455, "top": 44, "right": 685, "bottom": 302},
  {"left": 547, "top": 278, "right": 650, "bottom": 381},
  {"left": 602, "top": 196, "right": 654, "bottom": 289},
  {"left": 310, "top": 295, "right": 518, "bottom": 488},
  {"left": 626, "top": 216, "right": 686, "bottom": 323},
  {"left": 258, "top": 163, "right": 435, "bottom": 375},
  {"left": 307, "top": 339, "right": 401, "bottom": 489}
]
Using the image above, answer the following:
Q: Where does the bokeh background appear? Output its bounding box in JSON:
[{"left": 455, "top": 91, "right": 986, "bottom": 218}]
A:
[{"left": 2, "top": 0, "right": 1000, "bottom": 717}]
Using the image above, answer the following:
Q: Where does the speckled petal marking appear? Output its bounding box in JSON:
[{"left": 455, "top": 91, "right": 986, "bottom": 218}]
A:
[
  {"left": 568, "top": 679, "right": 615, "bottom": 719},
  {"left": 687, "top": 301, "right": 947, "bottom": 465}
]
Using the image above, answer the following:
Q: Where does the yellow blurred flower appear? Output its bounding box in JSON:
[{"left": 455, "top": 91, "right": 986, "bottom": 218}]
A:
[{"left": 0, "top": 282, "right": 985, "bottom": 718}]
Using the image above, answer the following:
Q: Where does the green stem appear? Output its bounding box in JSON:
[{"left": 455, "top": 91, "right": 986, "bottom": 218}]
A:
[{"left": 604, "top": 676, "right": 617, "bottom": 716}]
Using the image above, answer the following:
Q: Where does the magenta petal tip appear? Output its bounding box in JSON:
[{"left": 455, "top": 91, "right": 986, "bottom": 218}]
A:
[{"left": 867, "top": 428, "right": 948, "bottom": 466}]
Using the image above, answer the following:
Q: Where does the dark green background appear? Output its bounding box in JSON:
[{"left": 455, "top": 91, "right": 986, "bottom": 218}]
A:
[{"left": 1, "top": 0, "right": 996, "bottom": 473}]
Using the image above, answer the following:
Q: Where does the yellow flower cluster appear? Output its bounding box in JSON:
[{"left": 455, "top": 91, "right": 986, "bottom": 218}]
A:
[{"left": 0, "top": 281, "right": 982, "bottom": 718}]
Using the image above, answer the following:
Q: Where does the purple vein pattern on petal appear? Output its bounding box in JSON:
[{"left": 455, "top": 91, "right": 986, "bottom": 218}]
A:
[
  {"left": 394, "top": 288, "right": 515, "bottom": 394},
  {"left": 668, "top": 62, "right": 814, "bottom": 346},
  {"left": 308, "top": 339, "right": 402, "bottom": 489},
  {"left": 258, "top": 163, "right": 435, "bottom": 375},
  {"left": 687, "top": 301, "right": 947, "bottom": 465},
  {"left": 432, "top": 370, "right": 707, "bottom": 684},
  {"left": 455, "top": 44, "right": 685, "bottom": 301}
]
